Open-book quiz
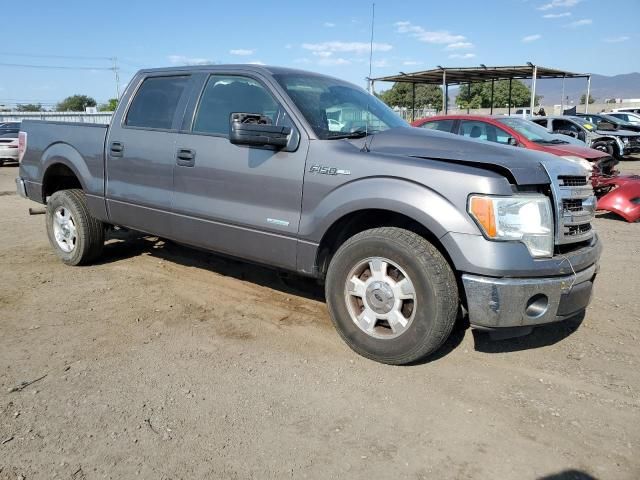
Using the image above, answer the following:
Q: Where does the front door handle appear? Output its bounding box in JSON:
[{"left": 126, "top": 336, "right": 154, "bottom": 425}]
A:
[
  {"left": 176, "top": 148, "right": 196, "bottom": 167},
  {"left": 110, "top": 141, "right": 124, "bottom": 157}
]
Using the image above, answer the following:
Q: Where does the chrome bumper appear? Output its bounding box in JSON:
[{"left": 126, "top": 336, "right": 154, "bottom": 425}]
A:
[
  {"left": 462, "top": 263, "right": 598, "bottom": 329},
  {"left": 15, "top": 177, "right": 27, "bottom": 199}
]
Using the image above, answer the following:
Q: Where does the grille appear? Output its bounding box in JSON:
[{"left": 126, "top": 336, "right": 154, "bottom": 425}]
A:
[
  {"left": 558, "top": 175, "right": 588, "bottom": 187},
  {"left": 547, "top": 171, "right": 595, "bottom": 246},
  {"left": 562, "top": 199, "right": 583, "bottom": 213},
  {"left": 566, "top": 224, "right": 592, "bottom": 236}
]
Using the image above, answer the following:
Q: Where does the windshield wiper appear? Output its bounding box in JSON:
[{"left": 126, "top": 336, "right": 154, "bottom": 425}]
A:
[
  {"left": 327, "top": 129, "right": 376, "bottom": 140},
  {"left": 549, "top": 138, "right": 569, "bottom": 144}
]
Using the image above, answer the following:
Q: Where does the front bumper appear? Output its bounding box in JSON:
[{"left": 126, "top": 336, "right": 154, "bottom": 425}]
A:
[{"left": 462, "top": 263, "right": 597, "bottom": 329}]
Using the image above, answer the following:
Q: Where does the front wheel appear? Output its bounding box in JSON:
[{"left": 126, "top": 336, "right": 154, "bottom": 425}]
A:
[
  {"left": 46, "top": 189, "right": 104, "bottom": 266},
  {"left": 325, "top": 227, "right": 458, "bottom": 365}
]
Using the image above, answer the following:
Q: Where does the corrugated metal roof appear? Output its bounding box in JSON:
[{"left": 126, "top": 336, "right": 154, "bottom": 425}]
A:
[{"left": 372, "top": 65, "right": 589, "bottom": 85}]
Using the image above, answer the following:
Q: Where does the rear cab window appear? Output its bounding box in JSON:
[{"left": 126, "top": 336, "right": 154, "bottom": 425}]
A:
[{"left": 125, "top": 75, "right": 190, "bottom": 130}]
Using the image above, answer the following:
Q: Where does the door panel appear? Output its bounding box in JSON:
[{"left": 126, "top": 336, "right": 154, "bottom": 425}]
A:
[
  {"left": 170, "top": 74, "right": 308, "bottom": 269},
  {"left": 105, "top": 74, "right": 191, "bottom": 234}
]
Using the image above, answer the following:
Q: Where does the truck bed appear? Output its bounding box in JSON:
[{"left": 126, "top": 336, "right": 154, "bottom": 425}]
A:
[{"left": 20, "top": 120, "right": 108, "bottom": 203}]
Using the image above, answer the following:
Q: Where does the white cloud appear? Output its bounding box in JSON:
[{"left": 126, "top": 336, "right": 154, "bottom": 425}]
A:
[
  {"left": 522, "top": 34, "right": 542, "bottom": 42},
  {"left": 317, "top": 57, "right": 350, "bottom": 66},
  {"left": 394, "top": 21, "right": 467, "bottom": 44},
  {"left": 604, "top": 35, "right": 630, "bottom": 43},
  {"left": 567, "top": 18, "right": 592, "bottom": 27},
  {"left": 302, "top": 41, "right": 392, "bottom": 55},
  {"left": 538, "top": 0, "right": 580, "bottom": 11},
  {"left": 323, "top": 22, "right": 336, "bottom": 27},
  {"left": 293, "top": 58, "right": 311, "bottom": 64},
  {"left": 402, "top": 60, "right": 422, "bottom": 66},
  {"left": 448, "top": 53, "right": 476, "bottom": 59},
  {"left": 229, "top": 49, "right": 254, "bottom": 56},
  {"left": 543, "top": 12, "right": 571, "bottom": 18},
  {"left": 312, "top": 51, "right": 333, "bottom": 58},
  {"left": 445, "top": 42, "right": 474, "bottom": 50},
  {"left": 247, "top": 60, "right": 265, "bottom": 65},
  {"left": 168, "top": 55, "right": 213, "bottom": 65},
  {"left": 372, "top": 59, "right": 390, "bottom": 68}
]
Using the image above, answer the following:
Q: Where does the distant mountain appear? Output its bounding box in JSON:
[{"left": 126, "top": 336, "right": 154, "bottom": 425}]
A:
[{"left": 529, "top": 72, "right": 640, "bottom": 104}]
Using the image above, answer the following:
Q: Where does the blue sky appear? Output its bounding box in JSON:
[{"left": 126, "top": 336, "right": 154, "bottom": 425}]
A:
[{"left": 2, "top": 0, "right": 638, "bottom": 106}]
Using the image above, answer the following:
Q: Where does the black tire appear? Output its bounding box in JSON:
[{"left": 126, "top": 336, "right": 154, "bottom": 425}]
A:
[
  {"left": 592, "top": 141, "right": 614, "bottom": 157},
  {"left": 325, "top": 227, "right": 458, "bottom": 365},
  {"left": 45, "top": 189, "right": 104, "bottom": 266},
  {"left": 0, "top": 159, "right": 4, "bottom": 167}
]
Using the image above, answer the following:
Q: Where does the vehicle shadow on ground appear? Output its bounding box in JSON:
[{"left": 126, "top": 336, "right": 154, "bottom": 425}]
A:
[
  {"left": 472, "top": 312, "right": 585, "bottom": 354},
  {"left": 99, "top": 231, "right": 470, "bottom": 362},
  {"left": 538, "top": 469, "right": 599, "bottom": 480},
  {"left": 98, "top": 230, "right": 587, "bottom": 363},
  {"left": 99, "top": 230, "right": 325, "bottom": 302}
]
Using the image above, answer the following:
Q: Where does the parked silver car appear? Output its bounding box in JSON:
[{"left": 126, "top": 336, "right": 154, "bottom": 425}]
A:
[{"left": 531, "top": 116, "right": 640, "bottom": 159}]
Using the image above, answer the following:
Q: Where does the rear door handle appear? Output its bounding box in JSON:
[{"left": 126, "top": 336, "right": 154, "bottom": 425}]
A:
[
  {"left": 176, "top": 148, "right": 196, "bottom": 167},
  {"left": 110, "top": 141, "right": 124, "bottom": 157}
]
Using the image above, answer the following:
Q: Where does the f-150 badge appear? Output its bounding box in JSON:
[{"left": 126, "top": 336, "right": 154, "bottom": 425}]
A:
[{"left": 309, "top": 165, "right": 351, "bottom": 175}]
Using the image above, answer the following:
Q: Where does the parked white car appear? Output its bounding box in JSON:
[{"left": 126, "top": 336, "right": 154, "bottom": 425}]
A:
[
  {"left": 607, "top": 111, "right": 640, "bottom": 125},
  {"left": 0, "top": 122, "right": 20, "bottom": 166}
]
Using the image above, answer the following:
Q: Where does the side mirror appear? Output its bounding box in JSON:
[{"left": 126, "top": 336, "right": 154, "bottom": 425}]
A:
[
  {"left": 229, "top": 113, "right": 291, "bottom": 148},
  {"left": 507, "top": 137, "right": 518, "bottom": 146}
]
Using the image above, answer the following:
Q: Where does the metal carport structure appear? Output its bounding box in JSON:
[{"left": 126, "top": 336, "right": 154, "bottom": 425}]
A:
[{"left": 370, "top": 64, "right": 592, "bottom": 120}]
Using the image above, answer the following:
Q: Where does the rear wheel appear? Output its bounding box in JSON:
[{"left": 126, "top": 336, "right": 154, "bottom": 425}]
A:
[
  {"left": 46, "top": 189, "right": 104, "bottom": 265},
  {"left": 325, "top": 227, "right": 458, "bottom": 365}
]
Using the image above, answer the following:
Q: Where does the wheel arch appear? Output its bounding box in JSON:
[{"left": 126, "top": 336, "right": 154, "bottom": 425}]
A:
[
  {"left": 40, "top": 143, "right": 91, "bottom": 201},
  {"left": 314, "top": 208, "right": 458, "bottom": 279}
]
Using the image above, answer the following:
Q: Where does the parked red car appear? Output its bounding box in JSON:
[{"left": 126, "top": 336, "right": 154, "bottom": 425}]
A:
[{"left": 412, "top": 115, "right": 640, "bottom": 222}]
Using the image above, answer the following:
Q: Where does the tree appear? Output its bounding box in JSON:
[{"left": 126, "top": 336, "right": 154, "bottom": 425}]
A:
[
  {"left": 455, "top": 80, "right": 539, "bottom": 108},
  {"left": 16, "top": 103, "right": 44, "bottom": 112},
  {"left": 605, "top": 98, "right": 617, "bottom": 104},
  {"left": 99, "top": 98, "right": 118, "bottom": 112},
  {"left": 580, "top": 94, "right": 595, "bottom": 105},
  {"left": 56, "top": 95, "right": 97, "bottom": 112},
  {"left": 378, "top": 83, "right": 443, "bottom": 110}
]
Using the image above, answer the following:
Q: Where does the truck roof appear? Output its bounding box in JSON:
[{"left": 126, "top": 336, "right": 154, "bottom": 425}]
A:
[{"left": 136, "top": 64, "right": 338, "bottom": 79}]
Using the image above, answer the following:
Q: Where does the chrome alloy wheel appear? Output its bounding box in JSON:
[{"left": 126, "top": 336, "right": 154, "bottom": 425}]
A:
[
  {"left": 52, "top": 206, "right": 77, "bottom": 253},
  {"left": 344, "top": 257, "right": 417, "bottom": 339}
]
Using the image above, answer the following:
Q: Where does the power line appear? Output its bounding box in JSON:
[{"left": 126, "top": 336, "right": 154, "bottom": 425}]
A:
[
  {"left": 0, "top": 52, "right": 113, "bottom": 61},
  {"left": 0, "top": 62, "right": 113, "bottom": 71}
]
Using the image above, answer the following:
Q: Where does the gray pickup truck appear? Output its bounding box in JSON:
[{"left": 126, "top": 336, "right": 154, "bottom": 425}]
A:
[{"left": 16, "top": 65, "right": 601, "bottom": 364}]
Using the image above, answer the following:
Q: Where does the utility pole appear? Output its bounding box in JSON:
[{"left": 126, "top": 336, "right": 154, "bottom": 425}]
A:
[{"left": 111, "top": 57, "right": 121, "bottom": 99}]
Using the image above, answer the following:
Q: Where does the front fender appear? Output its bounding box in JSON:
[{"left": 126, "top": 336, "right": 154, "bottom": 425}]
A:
[{"left": 299, "top": 176, "right": 480, "bottom": 243}]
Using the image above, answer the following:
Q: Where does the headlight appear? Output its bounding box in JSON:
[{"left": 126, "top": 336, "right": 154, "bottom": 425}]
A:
[
  {"left": 561, "top": 155, "right": 593, "bottom": 172},
  {"left": 468, "top": 194, "right": 554, "bottom": 258}
]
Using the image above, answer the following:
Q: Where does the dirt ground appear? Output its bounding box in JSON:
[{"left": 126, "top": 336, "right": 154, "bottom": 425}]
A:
[{"left": 1, "top": 160, "right": 639, "bottom": 480}]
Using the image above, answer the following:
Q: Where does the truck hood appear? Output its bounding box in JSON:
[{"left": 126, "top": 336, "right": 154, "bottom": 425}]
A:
[{"left": 365, "top": 127, "right": 573, "bottom": 185}]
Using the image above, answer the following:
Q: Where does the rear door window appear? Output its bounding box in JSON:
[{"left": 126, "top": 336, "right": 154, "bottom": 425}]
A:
[
  {"left": 459, "top": 120, "right": 511, "bottom": 144},
  {"left": 125, "top": 76, "right": 190, "bottom": 130},
  {"left": 420, "top": 120, "right": 454, "bottom": 133}
]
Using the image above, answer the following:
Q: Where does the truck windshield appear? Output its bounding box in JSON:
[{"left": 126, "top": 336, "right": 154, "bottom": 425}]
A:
[
  {"left": 497, "top": 117, "right": 568, "bottom": 144},
  {"left": 273, "top": 73, "right": 407, "bottom": 139}
]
